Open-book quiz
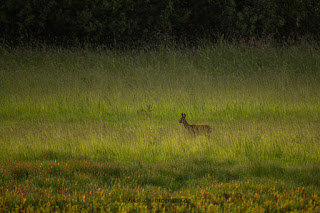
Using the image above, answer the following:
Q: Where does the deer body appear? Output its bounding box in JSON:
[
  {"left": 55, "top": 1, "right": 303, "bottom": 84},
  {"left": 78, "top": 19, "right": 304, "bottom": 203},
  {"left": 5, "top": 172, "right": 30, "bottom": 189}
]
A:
[{"left": 179, "top": 113, "right": 212, "bottom": 136}]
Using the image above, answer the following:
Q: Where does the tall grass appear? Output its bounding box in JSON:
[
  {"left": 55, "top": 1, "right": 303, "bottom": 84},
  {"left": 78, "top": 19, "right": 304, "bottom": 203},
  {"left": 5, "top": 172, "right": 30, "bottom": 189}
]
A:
[
  {"left": 1, "top": 43, "right": 320, "bottom": 211},
  {"left": 1, "top": 43, "right": 319, "bottom": 164}
]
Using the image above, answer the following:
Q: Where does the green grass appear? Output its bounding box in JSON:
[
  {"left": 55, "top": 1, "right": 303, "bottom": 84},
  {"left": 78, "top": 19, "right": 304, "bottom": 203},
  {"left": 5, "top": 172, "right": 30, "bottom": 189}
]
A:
[{"left": 1, "top": 43, "right": 320, "bottom": 211}]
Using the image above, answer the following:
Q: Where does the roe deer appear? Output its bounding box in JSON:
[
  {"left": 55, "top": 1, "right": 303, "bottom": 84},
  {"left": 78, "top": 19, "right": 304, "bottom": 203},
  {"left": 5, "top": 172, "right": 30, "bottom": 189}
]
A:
[{"left": 179, "top": 113, "right": 212, "bottom": 136}]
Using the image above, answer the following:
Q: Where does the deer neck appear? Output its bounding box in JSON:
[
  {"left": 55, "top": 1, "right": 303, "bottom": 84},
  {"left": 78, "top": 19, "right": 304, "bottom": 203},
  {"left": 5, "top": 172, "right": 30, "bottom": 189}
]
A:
[{"left": 183, "top": 120, "right": 190, "bottom": 129}]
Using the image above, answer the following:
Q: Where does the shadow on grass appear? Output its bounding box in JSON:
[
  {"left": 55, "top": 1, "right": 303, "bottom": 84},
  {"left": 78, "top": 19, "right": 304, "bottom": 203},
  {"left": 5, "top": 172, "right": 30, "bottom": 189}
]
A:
[
  {"left": 15, "top": 150, "right": 73, "bottom": 161},
  {"left": 2, "top": 158, "right": 320, "bottom": 191},
  {"left": 247, "top": 161, "right": 320, "bottom": 187},
  {"left": 129, "top": 158, "right": 320, "bottom": 190}
]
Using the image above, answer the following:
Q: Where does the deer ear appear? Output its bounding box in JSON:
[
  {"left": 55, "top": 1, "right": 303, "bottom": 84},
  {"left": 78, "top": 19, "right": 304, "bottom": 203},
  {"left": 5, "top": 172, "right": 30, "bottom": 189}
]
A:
[{"left": 181, "top": 113, "right": 184, "bottom": 116}]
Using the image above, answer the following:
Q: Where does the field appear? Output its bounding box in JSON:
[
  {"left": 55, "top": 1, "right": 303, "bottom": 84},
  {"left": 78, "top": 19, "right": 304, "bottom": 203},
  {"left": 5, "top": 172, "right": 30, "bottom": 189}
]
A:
[{"left": 1, "top": 42, "right": 320, "bottom": 212}]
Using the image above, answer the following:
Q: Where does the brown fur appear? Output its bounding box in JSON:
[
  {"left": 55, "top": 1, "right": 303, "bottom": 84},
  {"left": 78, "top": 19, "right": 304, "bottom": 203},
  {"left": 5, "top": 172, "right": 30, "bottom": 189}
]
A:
[{"left": 179, "top": 113, "right": 212, "bottom": 136}]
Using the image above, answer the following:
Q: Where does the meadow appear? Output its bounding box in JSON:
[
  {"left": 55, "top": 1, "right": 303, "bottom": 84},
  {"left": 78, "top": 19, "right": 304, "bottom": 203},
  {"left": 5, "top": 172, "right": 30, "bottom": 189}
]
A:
[{"left": 0, "top": 42, "right": 320, "bottom": 212}]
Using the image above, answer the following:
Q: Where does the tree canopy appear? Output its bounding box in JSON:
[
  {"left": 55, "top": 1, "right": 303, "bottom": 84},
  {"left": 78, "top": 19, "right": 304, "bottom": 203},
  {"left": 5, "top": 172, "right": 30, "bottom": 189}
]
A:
[{"left": 1, "top": 0, "right": 319, "bottom": 46}]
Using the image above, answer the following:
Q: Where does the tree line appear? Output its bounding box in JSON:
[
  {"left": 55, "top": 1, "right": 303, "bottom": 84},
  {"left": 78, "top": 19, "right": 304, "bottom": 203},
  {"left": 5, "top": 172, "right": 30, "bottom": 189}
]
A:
[{"left": 1, "top": 0, "right": 319, "bottom": 46}]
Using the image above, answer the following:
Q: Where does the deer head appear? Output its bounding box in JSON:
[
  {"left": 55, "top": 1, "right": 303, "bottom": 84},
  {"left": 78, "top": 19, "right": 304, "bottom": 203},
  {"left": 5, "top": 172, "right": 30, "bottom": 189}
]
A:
[{"left": 179, "top": 113, "right": 186, "bottom": 123}]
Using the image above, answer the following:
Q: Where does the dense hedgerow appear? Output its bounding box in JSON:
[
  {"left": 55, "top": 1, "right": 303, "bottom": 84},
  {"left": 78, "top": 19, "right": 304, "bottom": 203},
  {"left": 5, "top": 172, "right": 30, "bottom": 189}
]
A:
[{"left": 0, "top": 0, "right": 320, "bottom": 46}]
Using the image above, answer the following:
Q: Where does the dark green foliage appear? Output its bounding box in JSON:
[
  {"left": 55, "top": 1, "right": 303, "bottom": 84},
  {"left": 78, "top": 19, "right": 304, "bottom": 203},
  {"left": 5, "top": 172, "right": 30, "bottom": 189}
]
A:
[
  {"left": 11, "top": 167, "right": 29, "bottom": 181},
  {"left": 0, "top": 0, "right": 319, "bottom": 46}
]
